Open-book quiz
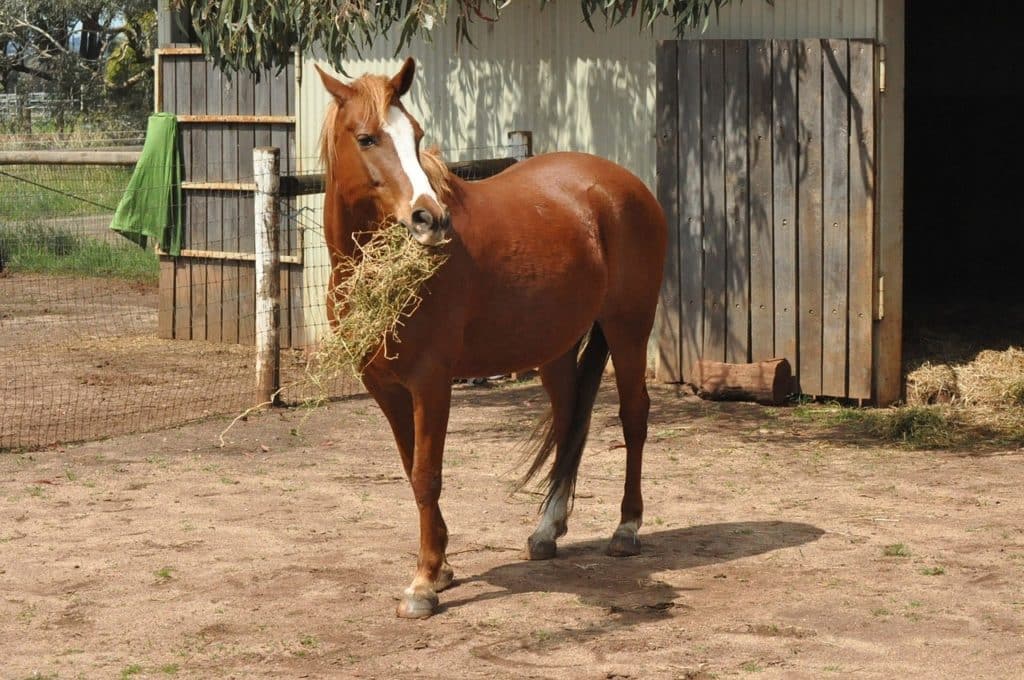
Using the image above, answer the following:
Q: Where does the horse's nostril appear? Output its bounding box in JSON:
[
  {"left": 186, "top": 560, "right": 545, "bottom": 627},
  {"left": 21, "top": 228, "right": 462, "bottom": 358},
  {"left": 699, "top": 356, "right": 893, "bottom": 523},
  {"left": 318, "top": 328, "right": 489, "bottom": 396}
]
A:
[{"left": 411, "top": 208, "right": 434, "bottom": 230}]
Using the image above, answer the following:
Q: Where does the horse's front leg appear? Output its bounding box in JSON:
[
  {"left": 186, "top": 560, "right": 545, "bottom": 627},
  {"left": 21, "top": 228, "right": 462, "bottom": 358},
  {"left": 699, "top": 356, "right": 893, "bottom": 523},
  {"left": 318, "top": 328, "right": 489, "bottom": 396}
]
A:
[{"left": 397, "top": 376, "right": 453, "bottom": 619}]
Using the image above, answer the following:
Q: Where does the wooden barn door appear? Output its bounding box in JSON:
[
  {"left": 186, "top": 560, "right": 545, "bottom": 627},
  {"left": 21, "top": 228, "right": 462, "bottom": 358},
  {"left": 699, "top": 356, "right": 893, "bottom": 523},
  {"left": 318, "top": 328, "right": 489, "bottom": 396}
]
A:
[{"left": 655, "top": 39, "right": 877, "bottom": 400}]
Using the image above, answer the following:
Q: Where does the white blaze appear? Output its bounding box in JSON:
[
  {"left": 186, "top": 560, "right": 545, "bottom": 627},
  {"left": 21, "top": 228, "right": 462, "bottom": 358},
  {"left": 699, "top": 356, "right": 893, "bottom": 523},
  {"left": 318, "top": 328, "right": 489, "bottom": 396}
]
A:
[{"left": 382, "top": 106, "right": 438, "bottom": 208}]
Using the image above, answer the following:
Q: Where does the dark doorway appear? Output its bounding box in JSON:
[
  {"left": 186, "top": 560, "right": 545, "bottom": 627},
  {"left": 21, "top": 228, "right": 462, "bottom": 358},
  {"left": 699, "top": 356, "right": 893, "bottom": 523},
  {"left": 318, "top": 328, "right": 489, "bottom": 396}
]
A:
[{"left": 904, "top": 2, "right": 1024, "bottom": 362}]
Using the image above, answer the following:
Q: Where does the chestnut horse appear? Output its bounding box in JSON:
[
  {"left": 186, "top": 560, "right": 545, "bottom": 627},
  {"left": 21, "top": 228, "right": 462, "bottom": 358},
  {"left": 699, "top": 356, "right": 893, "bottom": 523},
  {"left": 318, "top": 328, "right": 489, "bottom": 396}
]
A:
[{"left": 317, "top": 58, "right": 667, "bottom": 618}]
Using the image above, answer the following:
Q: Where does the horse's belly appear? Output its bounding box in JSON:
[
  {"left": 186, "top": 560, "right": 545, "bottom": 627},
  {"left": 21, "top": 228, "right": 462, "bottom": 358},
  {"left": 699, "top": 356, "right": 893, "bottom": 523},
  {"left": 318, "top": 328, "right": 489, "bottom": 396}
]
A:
[{"left": 453, "top": 289, "right": 601, "bottom": 377}]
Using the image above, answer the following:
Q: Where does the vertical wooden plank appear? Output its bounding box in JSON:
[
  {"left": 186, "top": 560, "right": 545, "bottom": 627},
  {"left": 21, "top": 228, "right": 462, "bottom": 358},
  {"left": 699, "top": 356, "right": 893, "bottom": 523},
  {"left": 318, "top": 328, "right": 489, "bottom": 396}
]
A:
[
  {"left": 724, "top": 40, "right": 750, "bottom": 364},
  {"left": 158, "top": 257, "right": 175, "bottom": 339},
  {"left": 848, "top": 40, "right": 875, "bottom": 400},
  {"left": 678, "top": 40, "right": 705, "bottom": 384},
  {"left": 290, "top": 264, "right": 304, "bottom": 349},
  {"left": 173, "top": 258, "right": 191, "bottom": 340},
  {"left": 772, "top": 40, "right": 799, "bottom": 376},
  {"left": 701, "top": 41, "right": 727, "bottom": 365},
  {"left": 822, "top": 39, "right": 850, "bottom": 397},
  {"left": 238, "top": 77, "right": 256, "bottom": 255},
  {"left": 748, "top": 40, "right": 775, "bottom": 361},
  {"left": 191, "top": 257, "right": 208, "bottom": 341},
  {"left": 238, "top": 263, "right": 256, "bottom": 345},
  {"left": 222, "top": 261, "right": 240, "bottom": 344},
  {"left": 174, "top": 53, "right": 195, "bottom": 341},
  {"left": 874, "top": 1, "right": 904, "bottom": 405},
  {"left": 189, "top": 55, "right": 207, "bottom": 184},
  {"left": 204, "top": 58, "right": 224, "bottom": 342},
  {"left": 797, "top": 39, "right": 824, "bottom": 396},
  {"left": 280, "top": 266, "right": 291, "bottom": 349},
  {"left": 161, "top": 54, "right": 176, "bottom": 114},
  {"left": 222, "top": 76, "right": 241, "bottom": 342},
  {"left": 654, "top": 41, "right": 682, "bottom": 383}
]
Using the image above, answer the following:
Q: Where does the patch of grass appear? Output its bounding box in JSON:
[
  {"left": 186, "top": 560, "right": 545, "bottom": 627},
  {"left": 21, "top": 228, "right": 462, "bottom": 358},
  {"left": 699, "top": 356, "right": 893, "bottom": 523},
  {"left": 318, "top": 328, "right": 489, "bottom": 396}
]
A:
[
  {"left": 871, "top": 607, "right": 892, "bottom": 617},
  {"left": 120, "top": 665, "right": 142, "bottom": 679},
  {"left": 0, "top": 164, "right": 132, "bottom": 220},
  {"left": 920, "top": 566, "right": 945, "bottom": 576},
  {"left": 299, "top": 634, "right": 319, "bottom": 648},
  {"left": 868, "top": 407, "right": 957, "bottom": 447},
  {"left": 532, "top": 629, "right": 553, "bottom": 643},
  {"left": 0, "top": 224, "right": 158, "bottom": 282},
  {"left": 741, "top": 660, "right": 763, "bottom": 673},
  {"left": 159, "top": 664, "right": 180, "bottom": 675},
  {"left": 883, "top": 543, "right": 911, "bottom": 558},
  {"left": 154, "top": 566, "right": 174, "bottom": 583}
]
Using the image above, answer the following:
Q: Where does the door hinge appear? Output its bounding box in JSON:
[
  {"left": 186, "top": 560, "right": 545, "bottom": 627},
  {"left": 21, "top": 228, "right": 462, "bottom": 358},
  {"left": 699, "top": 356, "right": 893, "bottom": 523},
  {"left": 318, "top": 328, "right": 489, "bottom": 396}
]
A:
[
  {"left": 876, "top": 275, "right": 885, "bottom": 320},
  {"left": 878, "top": 43, "right": 887, "bottom": 94}
]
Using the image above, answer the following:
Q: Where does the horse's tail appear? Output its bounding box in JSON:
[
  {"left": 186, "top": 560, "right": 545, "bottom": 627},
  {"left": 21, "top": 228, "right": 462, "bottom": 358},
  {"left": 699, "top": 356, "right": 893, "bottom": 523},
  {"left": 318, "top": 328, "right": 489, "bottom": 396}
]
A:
[{"left": 516, "top": 323, "right": 610, "bottom": 511}]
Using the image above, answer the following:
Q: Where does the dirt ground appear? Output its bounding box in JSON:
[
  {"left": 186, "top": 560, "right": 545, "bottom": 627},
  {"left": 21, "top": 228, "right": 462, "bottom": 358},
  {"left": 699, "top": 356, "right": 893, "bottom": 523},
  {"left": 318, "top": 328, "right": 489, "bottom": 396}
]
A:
[
  {"left": 0, "top": 272, "right": 356, "bottom": 449},
  {"left": 2, "top": 379, "right": 1022, "bottom": 679}
]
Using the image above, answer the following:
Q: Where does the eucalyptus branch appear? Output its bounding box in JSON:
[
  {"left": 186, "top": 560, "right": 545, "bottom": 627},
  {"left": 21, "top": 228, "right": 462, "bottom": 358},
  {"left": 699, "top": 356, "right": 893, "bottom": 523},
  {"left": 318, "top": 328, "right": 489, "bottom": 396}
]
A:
[{"left": 180, "top": 0, "right": 765, "bottom": 76}]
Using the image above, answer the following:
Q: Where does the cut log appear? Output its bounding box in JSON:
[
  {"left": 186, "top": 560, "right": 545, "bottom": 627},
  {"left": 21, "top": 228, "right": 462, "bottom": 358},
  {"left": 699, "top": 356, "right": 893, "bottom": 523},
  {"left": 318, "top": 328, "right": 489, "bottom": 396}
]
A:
[{"left": 693, "top": 358, "right": 793, "bottom": 405}]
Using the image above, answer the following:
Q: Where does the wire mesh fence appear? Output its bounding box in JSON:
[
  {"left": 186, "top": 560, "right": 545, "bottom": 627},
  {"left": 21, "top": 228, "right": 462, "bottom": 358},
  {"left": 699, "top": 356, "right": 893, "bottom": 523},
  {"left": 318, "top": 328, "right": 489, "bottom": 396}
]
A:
[{"left": 1, "top": 140, "right": 527, "bottom": 450}]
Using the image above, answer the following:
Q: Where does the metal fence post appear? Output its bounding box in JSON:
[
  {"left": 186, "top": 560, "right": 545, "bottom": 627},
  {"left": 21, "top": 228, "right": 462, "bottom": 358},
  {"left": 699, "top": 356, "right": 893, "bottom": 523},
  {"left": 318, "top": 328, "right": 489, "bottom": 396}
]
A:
[{"left": 254, "top": 147, "right": 281, "bottom": 405}]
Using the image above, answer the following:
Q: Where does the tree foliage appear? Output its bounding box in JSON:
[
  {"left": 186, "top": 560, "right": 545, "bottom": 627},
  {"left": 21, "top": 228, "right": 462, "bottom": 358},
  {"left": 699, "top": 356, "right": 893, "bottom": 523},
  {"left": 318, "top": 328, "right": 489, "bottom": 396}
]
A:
[
  {"left": 0, "top": 0, "right": 156, "bottom": 126},
  {"left": 182, "top": 0, "right": 757, "bottom": 75}
]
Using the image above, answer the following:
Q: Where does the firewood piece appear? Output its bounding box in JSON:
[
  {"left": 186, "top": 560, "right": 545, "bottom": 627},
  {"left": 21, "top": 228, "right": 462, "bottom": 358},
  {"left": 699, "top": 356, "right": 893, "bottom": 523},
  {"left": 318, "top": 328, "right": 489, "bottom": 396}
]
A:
[{"left": 694, "top": 358, "right": 793, "bottom": 405}]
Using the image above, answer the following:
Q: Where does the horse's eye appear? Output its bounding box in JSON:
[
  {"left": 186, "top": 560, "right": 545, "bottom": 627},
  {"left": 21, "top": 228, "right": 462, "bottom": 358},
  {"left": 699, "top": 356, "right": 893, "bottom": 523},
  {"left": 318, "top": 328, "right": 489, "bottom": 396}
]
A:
[{"left": 356, "top": 134, "right": 377, "bottom": 149}]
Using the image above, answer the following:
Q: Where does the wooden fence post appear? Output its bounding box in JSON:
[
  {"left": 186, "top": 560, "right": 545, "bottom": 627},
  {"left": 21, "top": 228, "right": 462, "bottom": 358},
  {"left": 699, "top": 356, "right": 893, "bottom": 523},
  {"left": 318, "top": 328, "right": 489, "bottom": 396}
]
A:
[
  {"left": 507, "top": 130, "right": 533, "bottom": 161},
  {"left": 254, "top": 147, "right": 281, "bottom": 405}
]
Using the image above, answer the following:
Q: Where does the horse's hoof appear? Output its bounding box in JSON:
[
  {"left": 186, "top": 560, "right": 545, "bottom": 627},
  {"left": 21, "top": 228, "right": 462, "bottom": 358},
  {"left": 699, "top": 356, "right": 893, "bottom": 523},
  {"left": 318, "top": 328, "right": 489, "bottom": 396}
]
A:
[
  {"left": 606, "top": 529, "right": 641, "bottom": 557},
  {"left": 396, "top": 589, "right": 438, "bottom": 619},
  {"left": 523, "top": 536, "right": 557, "bottom": 560},
  {"left": 434, "top": 562, "right": 454, "bottom": 592}
]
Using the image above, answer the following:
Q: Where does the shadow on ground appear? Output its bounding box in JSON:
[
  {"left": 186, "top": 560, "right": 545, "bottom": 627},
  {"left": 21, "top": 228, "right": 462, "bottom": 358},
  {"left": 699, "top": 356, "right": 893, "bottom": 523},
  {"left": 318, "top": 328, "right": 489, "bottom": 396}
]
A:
[{"left": 444, "top": 521, "right": 823, "bottom": 621}]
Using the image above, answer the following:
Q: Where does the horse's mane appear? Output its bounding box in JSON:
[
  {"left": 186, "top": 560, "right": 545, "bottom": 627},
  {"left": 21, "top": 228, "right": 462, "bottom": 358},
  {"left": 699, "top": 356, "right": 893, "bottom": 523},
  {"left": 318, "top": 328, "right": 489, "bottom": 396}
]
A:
[{"left": 319, "top": 74, "right": 454, "bottom": 204}]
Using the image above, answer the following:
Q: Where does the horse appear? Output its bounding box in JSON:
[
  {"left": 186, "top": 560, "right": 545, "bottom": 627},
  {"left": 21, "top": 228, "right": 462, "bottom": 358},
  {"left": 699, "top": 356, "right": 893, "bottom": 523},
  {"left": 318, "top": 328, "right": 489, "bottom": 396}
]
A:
[{"left": 316, "top": 58, "right": 668, "bottom": 618}]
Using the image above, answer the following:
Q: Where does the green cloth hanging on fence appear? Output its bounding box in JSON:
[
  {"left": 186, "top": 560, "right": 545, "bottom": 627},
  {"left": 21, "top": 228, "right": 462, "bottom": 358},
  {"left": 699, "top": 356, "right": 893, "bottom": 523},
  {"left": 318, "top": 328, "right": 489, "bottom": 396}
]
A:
[{"left": 109, "top": 113, "right": 183, "bottom": 255}]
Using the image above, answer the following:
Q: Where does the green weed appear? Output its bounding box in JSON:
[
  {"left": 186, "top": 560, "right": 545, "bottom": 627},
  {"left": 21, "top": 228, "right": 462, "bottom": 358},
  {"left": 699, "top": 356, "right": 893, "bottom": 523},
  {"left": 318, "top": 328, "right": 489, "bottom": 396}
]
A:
[{"left": 883, "top": 543, "right": 911, "bottom": 558}]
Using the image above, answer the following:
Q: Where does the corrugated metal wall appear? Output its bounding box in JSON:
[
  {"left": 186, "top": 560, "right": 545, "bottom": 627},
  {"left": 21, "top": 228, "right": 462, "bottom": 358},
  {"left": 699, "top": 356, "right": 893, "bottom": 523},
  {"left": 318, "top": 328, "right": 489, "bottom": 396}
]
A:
[{"left": 297, "top": 0, "right": 880, "bottom": 338}]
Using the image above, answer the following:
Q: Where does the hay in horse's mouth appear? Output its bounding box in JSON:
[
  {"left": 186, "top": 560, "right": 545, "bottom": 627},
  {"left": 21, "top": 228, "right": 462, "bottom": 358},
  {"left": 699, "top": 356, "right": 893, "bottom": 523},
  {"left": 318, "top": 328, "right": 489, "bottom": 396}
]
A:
[{"left": 308, "top": 219, "right": 449, "bottom": 388}]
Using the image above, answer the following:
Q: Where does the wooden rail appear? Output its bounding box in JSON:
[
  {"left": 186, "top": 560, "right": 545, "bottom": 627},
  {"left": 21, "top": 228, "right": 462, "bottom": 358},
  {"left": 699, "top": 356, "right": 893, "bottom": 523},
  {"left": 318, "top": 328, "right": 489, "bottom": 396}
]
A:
[{"left": 0, "top": 150, "right": 141, "bottom": 166}]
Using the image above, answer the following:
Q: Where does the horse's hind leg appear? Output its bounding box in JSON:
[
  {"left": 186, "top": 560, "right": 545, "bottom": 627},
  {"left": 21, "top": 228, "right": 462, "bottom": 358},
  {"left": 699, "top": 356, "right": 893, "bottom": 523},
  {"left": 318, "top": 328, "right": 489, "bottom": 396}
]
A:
[
  {"left": 523, "top": 346, "right": 578, "bottom": 560},
  {"left": 601, "top": 319, "right": 651, "bottom": 557}
]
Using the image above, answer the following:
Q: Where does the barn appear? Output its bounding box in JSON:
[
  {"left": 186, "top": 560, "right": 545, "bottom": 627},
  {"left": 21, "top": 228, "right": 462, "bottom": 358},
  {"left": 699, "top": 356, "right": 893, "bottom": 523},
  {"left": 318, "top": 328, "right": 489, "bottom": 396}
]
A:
[{"left": 155, "top": 0, "right": 1022, "bottom": 405}]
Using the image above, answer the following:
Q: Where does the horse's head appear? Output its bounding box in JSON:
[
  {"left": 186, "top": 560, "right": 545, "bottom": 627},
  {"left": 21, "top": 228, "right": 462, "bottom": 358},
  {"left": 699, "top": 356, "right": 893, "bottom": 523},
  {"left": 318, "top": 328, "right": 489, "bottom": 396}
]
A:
[{"left": 317, "top": 58, "right": 451, "bottom": 247}]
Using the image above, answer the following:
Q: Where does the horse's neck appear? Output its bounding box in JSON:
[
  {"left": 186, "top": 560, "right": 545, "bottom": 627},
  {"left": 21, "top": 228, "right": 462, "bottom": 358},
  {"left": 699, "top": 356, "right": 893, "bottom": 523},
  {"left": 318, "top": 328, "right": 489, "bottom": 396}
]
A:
[{"left": 324, "top": 186, "right": 379, "bottom": 261}]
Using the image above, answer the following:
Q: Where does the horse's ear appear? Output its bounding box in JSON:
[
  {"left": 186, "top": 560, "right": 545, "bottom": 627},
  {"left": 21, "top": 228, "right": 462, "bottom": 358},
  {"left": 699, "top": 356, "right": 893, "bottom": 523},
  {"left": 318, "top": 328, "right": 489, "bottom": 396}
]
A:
[
  {"left": 390, "top": 57, "right": 416, "bottom": 98},
  {"left": 315, "top": 64, "right": 356, "bottom": 104}
]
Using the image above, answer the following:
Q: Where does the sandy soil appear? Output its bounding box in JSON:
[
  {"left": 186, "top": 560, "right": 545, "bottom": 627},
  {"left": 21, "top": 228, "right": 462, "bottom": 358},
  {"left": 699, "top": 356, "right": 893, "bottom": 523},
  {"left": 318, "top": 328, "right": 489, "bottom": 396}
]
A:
[
  {"left": 2, "top": 380, "right": 1023, "bottom": 679},
  {"left": 0, "top": 272, "right": 356, "bottom": 449}
]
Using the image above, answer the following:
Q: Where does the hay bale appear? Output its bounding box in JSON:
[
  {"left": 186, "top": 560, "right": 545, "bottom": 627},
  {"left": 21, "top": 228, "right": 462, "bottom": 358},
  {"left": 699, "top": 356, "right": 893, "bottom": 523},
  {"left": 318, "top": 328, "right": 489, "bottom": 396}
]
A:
[
  {"left": 906, "top": 362, "right": 959, "bottom": 406},
  {"left": 954, "top": 346, "right": 1024, "bottom": 407},
  {"left": 307, "top": 221, "right": 448, "bottom": 390}
]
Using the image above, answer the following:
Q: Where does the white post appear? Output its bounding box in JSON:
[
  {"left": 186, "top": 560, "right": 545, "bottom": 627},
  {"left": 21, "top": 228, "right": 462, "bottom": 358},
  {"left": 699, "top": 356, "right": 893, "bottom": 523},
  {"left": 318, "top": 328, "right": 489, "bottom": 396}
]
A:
[
  {"left": 507, "top": 130, "right": 533, "bottom": 161},
  {"left": 254, "top": 147, "right": 281, "bottom": 405}
]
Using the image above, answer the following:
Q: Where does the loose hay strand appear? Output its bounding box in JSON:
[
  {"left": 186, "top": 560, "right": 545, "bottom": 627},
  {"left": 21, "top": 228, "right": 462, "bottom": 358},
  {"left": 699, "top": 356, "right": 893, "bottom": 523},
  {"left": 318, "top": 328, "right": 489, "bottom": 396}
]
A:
[{"left": 307, "top": 220, "right": 448, "bottom": 392}]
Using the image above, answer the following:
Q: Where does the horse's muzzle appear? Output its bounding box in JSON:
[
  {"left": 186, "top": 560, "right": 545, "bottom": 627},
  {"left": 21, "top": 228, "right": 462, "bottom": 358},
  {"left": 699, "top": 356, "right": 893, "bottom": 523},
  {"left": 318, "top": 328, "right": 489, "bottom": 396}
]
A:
[{"left": 406, "top": 208, "right": 451, "bottom": 247}]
